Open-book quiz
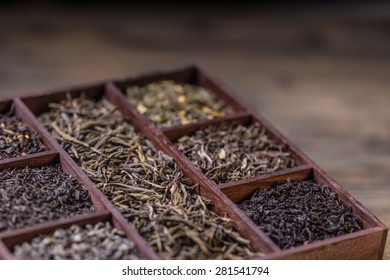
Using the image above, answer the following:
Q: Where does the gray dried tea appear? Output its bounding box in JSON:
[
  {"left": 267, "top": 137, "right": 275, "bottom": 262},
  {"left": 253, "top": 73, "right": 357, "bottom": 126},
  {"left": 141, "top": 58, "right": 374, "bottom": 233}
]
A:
[
  {"left": 13, "top": 222, "right": 142, "bottom": 260},
  {"left": 0, "top": 110, "right": 45, "bottom": 160},
  {"left": 126, "top": 80, "right": 233, "bottom": 127},
  {"left": 175, "top": 122, "right": 296, "bottom": 184},
  {"left": 0, "top": 165, "right": 95, "bottom": 232},
  {"left": 238, "top": 180, "right": 363, "bottom": 249},
  {"left": 38, "top": 95, "right": 258, "bottom": 260}
]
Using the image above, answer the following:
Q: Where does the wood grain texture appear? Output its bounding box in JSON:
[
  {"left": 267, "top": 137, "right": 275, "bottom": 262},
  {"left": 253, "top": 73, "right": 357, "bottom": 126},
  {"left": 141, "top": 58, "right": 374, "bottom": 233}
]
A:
[
  {"left": 219, "top": 166, "right": 313, "bottom": 203},
  {"left": 0, "top": 211, "right": 111, "bottom": 249},
  {"left": 0, "top": 150, "right": 58, "bottom": 170},
  {"left": 0, "top": 2, "right": 389, "bottom": 259},
  {"left": 265, "top": 228, "right": 387, "bottom": 260}
]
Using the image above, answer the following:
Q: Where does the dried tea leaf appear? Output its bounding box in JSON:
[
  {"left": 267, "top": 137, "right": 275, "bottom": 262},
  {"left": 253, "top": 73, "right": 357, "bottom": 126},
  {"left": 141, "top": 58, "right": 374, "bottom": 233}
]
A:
[
  {"left": 39, "top": 95, "right": 260, "bottom": 260},
  {"left": 127, "top": 80, "right": 233, "bottom": 127},
  {"left": 136, "top": 104, "right": 148, "bottom": 114},
  {"left": 0, "top": 165, "right": 94, "bottom": 232},
  {"left": 218, "top": 149, "right": 226, "bottom": 160},
  {"left": 0, "top": 112, "right": 45, "bottom": 160},
  {"left": 176, "top": 122, "right": 296, "bottom": 184},
  {"left": 13, "top": 222, "right": 141, "bottom": 260},
  {"left": 238, "top": 180, "right": 363, "bottom": 249}
]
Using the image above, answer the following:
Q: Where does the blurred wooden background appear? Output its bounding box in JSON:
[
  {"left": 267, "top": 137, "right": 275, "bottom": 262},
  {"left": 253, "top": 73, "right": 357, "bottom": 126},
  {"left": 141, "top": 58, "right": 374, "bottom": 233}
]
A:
[{"left": 0, "top": 2, "right": 389, "bottom": 259}]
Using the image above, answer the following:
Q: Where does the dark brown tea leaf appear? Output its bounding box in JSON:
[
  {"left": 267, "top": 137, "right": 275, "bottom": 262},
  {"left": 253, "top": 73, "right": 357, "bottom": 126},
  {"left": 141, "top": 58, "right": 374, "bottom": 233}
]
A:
[
  {"left": 38, "top": 95, "right": 258, "bottom": 260},
  {"left": 0, "top": 113, "right": 45, "bottom": 160},
  {"left": 0, "top": 165, "right": 95, "bottom": 232},
  {"left": 238, "top": 180, "right": 363, "bottom": 249}
]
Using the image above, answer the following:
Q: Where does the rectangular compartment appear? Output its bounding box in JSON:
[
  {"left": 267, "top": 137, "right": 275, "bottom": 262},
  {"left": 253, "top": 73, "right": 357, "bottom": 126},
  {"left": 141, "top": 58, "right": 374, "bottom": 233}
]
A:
[
  {"left": 113, "top": 65, "right": 249, "bottom": 115},
  {"left": 168, "top": 114, "right": 307, "bottom": 185},
  {"left": 220, "top": 167, "right": 387, "bottom": 259},
  {"left": 0, "top": 212, "right": 146, "bottom": 260},
  {"left": 0, "top": 153, "right": 105, "bottom": 234},
  {"left": 0, "top": 99, "right": 50, "bottom": 163}
]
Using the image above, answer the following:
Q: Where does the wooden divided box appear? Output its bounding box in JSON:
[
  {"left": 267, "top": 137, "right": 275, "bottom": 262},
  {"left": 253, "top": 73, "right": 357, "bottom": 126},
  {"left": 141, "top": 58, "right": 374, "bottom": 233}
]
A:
[{"left": 0, "top": 65, "right": 387, "bottom": 259}]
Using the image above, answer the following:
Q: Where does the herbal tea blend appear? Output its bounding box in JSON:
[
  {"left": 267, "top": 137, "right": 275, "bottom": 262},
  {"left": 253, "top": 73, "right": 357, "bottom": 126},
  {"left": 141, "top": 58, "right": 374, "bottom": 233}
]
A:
[
  {"left": 0, "top": 113, "right": 45, "bottom": 160},
  {"left": 238, "top": 180, "right": 363, "bottom": 249},
  {"left": 13, "top": 222, "right": 141, "bottom": 260},
  {"left": 0, "top": 165, "right": 95, "bottom": 232},
  {"left": 39, "top": 95, "right": 257, "bottom": 260},
  {"left": 126, "top": 80, "right": 233, "bottom": 127},
  {"left": 176, "top": 122, "right": 296, "bottom": 184}
]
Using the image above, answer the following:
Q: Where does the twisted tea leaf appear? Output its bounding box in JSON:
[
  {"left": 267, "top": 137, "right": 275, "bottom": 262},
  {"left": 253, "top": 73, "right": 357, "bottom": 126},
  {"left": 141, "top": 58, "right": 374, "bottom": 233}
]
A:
[
  {"left": 39, "top": 95, "right": 258, "bottom": 259},
  {"left": 238, "top": 180, "right": 363, "bottom": 249},
  {"left": 0, "top": 110, "right": 45, "bottom": 160},
  {"left": 0, "top": 165, "right": 95, "bottom": 232}
]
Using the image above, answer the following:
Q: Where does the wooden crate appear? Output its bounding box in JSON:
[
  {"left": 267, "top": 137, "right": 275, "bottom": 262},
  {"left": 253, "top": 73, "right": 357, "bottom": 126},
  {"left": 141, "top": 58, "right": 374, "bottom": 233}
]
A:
[{"left": 0, "top": 65, "right": 387, "bottom": 259}]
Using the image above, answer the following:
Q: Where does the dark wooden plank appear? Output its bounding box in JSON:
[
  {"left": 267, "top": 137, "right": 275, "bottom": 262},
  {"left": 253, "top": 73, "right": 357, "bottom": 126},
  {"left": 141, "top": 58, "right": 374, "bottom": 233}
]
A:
[
  {"left": 162, "top": 112, "right": 252, "bottom": 141},
  {"left": 261, "top": 228, "right": 387, "bottom": 260},
  {"left": 0, "top": 241, "right": 13, "bottom": 260},
  {"left": 219, "top": 165, "right": 313, "bottom": 203},
  {"left": 18, "top": 84, "right": 105, "bottom": 116},
  {"left": 14, "top": 97, "right": 66, "bottom": 150},
  {"left": 0, "top": 150, "right": 58, "bottom": 170},
  {"left": 0, "top": 211, "right": 111, "bottom": 253},
  {"left": 113, "top": 65, "right": 197, "bottom": 91},
  {"left": 13, "top": 97, "right": 59, "bottom": 150},
  {"left": 0, "top": 99, "right": 12, "bottom": 114}
]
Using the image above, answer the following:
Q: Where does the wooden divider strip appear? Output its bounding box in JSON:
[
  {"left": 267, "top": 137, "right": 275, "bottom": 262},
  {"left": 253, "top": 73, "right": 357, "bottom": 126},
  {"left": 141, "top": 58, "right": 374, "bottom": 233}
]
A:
[
  {"left": 106, "top": 82, "right": 281, "bottom": 254},
  {"left": 12, "top": 94, "right": 160, "bottom": 260},
  {"left": 0, "top": 150, "right": 58, "bottom": 170}
]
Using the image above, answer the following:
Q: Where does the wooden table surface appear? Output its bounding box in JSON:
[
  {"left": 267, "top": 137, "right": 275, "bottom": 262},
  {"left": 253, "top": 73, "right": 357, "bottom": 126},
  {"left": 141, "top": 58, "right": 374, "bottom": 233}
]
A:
[{"left": 0, "top": 3, "right": 389, "bottom": 259}]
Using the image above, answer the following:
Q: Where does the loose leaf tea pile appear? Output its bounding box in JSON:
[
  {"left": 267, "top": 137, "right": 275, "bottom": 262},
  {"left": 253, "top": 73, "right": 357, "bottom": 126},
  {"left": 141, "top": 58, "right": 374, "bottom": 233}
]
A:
[
  {"left": 0, "top": 165, "right": 94, "bottom": 232},
  {"left": 238, "top": 180, "right": 363, "bottom": 249},
  {"left": 0, "top": 113, "right": 45, "bottom": 160},
  {"left": 13, "top": 222, "right": 142, "bottom": 260},
  {"left": 176, "top": 122, "right": 296, "bottom": 184},
  {"left": 39, "top": 95, "right": 257, "bottom": 260},
  {"left": 126, "top": 80, "right": 233, "bottom": 127}
]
